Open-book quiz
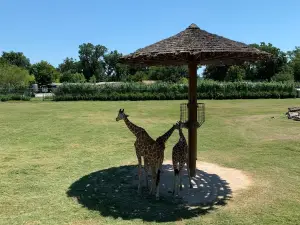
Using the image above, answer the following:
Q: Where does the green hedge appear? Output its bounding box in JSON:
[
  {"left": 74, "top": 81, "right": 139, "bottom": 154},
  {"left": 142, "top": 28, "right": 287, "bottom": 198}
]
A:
[
  {"left": 0, "top": 86, "right": 33, "bottom": 102},
  {"left": 53, "top": 81, "right": 296, "bottom": 101},
  {"left": 0, "top": 94, "right": 31, "bottom": 102}
]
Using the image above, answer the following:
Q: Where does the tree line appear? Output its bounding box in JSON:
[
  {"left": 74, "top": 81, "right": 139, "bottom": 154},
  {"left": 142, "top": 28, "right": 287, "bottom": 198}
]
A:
[
  {"left": 0, "top": 42, "right": 300, "bottom": 87},
  {"left": 203, "top": 43, "right": 300, "bottom": 82}
]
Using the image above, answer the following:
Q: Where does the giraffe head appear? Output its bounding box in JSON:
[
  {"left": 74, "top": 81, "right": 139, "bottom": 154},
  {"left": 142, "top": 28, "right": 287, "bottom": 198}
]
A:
[
  {"left": 175, "top": 121, "right": 188, "bottom": 130},
  {"left": 174, "top": 121, "right": 182, "bottom": 130},
  {"left": 116, "top": 109, "right": 128, "bottom": 121}
]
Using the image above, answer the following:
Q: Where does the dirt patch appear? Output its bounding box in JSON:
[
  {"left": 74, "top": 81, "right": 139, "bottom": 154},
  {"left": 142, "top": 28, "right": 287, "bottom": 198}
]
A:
[
  {"left": 158, "top": 160, "right": 251, "bottom": 206},
  {"left": 194, "top": 161, "right": 252, "bottom": 193}
]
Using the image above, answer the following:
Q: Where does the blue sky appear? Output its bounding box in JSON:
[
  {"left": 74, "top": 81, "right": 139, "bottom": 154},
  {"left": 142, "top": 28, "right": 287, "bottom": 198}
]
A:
[{"left": 1, "top": 0, "right": 299, "bottom": 67}]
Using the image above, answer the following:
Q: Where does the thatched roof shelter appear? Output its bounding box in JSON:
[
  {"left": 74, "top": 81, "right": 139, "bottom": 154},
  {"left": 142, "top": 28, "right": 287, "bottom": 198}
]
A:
[
  {"left": 120, "top": 23, "right": 270, "bottom": 66},
  {"left": 120, "top": 24, "right": 270, "bottom": 177}
]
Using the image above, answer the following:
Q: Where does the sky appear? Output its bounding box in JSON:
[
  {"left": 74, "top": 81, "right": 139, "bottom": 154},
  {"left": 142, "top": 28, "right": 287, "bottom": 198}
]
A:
[{"left": 0, "top": 0, "right": 300, "bottom": 67}]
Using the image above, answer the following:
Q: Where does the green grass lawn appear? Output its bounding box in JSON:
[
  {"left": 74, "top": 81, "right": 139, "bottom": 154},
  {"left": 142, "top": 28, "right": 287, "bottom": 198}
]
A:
[{"left": 0, "top": 99, "right": 300, "bottom": 225}]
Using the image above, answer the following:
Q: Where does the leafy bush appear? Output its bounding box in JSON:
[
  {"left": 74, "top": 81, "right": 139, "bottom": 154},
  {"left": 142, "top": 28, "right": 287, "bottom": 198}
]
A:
[
  {"left": 0, "top": 63, "right": 35, "bottom": 87},
  {"left": 89, "top": 75, "right": 97, "bottom": 83},
  {"left": 53, "top": 81, "right": 296, "bottom": 101},
  {"left": 130, "top": 71, "right": 147, "bottom": 82},
  {"left": 178, "top": 77, "right": 188, "bottom": 84},
  {"left": 60, "top": 72, "right": 86, "bottom": 83},
  {"left": 271, "top": 72, "right": 294, "bottom": 82},
  {"left": 271, "top": 65, "right": 294, "bottom": 82},
  {"left": 0, "top": 94, "right": 31, "bottom": 102}
]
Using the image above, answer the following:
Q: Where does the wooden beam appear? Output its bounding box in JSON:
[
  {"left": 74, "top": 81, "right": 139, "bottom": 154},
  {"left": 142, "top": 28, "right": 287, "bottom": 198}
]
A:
[{"left": 188, "top": 61, "right": 197, "bottom": 177}]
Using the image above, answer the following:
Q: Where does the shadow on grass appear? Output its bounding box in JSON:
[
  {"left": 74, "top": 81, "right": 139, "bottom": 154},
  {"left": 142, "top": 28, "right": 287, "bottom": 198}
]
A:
[{"left": 67, "top": 164, "right": 232, "bottom": 222}]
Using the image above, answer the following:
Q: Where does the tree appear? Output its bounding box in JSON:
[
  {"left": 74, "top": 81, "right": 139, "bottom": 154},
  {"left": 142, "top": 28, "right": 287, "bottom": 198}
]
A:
[
  {"left": 271, "top": 70, "right": 294, "bottom": 82},
  {"left": 58, "top": 57, "right": 81, "bottom": 74},
  {"left": 147, "top": 66, "right": 188, "bottom": 82},
  {"left": 202, "top": 43, "right": 288, "bottom": 82},
  {"left": 203, "top": 65, "right": 229, "bottom": 81},
  {"left": 69, "top": 73, "right": 85, "bottom": 83},
  {"left": 225, "top": 66, "right": 246, "bottom": 81},
  {"left": 1, "top": 51, "right": 31, "bottom": 69},
  {"left": 287, "top": 47, "right": 300, "bottom": 81},
  {"left": 78, "top": 43, "right": 107, "bottom": 81},
  {"left": 60, "top": 71, "right": 86, "bottom": 83},
  {"left": 30, "top": 61, "right": 60, "bottom": 85},
  {"left": 104, "top": 50, "right": 128, "bottom": 81},
  {"left": 0, "top": 63, "right": 34, "bottom": 87},
  {"left": 249, "top": 42, "right": 288, "bottom": 81},
  {"left": 125, "top": 64, "right": 147, "bottom": 81}
]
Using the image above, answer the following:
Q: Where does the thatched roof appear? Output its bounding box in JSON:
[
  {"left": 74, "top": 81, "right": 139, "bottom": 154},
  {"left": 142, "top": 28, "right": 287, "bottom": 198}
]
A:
[{"left": 120, "top": 23, "right": 271, "bottom": 66}]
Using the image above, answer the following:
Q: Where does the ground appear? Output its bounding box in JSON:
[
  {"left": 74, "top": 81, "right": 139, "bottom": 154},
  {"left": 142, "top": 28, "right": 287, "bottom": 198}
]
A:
[{"left": 0, "top": 99, "right": 300, "bottom": 225}]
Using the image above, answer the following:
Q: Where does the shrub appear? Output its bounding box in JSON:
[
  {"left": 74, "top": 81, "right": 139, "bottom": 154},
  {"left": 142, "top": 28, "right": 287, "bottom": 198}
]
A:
[
  {"left": 60, "top": 72, "right": 86, "bottom": 83},
  {"left": 271, "top": 71, "right": 294, "bottom": 82},
  {"left": 0, "top": 63, "right": 35, "bottom": 87},
  {"left": 0, "top": 94, "right": 31, "bottom": 102},
  {"left": 52, "top": 81, "right": 296, "bottom": 101},
  {"left": 89, "top": 75, "right": 97, "bottom": 83},
  {"left": 178, "top": 77, "right": 188, "bottom": 84}
]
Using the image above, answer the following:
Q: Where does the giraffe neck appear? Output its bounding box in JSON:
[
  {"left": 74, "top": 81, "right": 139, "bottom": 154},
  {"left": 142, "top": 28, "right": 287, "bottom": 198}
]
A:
[
  {"left": 156, "top": 125, "right": 176, "bottom": 144},
  {"left": 124, "top": 117, "right": 142, "bottom": 137},
  {"left": 179, "top": 128, "right": 187, "bottom": 143}
]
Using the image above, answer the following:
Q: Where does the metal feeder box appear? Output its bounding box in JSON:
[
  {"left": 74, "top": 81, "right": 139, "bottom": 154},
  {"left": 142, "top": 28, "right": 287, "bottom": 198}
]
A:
[{"left": 180, "top": 103, "right": 205, "bottom": 128}]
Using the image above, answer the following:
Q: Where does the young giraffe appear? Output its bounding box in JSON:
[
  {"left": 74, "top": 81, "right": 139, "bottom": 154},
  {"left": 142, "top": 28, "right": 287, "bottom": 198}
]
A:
[
  {"left": 116, "top": 109, "right": 179, "bottom": 199},
  {"left": 116, "top": 109, "right": 150, "bottom": 192},
  {"left": 149, "top": 121, "right": 180, "bottom": 199},
  {"left": 172, "top": 121, "right": 192, "bottom": 196}
]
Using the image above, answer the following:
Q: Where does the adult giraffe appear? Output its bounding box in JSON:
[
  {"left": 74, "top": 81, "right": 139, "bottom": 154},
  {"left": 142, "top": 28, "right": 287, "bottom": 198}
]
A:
[{"left": 116, "top": 109, "right": 179, "bottom": 199}]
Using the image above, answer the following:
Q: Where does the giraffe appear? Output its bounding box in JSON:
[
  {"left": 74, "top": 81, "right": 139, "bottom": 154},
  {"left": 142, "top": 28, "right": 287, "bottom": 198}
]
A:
[
  {"left": 172, "top": 121, "right": 192, "bottom": 196},
  {"left": 116, "top": 109, "right": 151, "bottom": 193},
  {"left": 116, "top": 109, "right": 179, "bottom": 199},
  {"left": 146, "top": 121, "right": 180, "bottom": 199}
]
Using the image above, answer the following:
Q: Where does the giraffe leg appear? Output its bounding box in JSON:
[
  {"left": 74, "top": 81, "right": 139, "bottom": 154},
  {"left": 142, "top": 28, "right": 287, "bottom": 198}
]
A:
[
  {"left": 137, "top": 156, "right": 142, "bottom": 193},
  {"left": 155, "top": 165, "right": 161, "bottom": 200},
  {"left": 179, "top": 163, "right": 184, "bottom": 191},
  {"left": 179, "top": 169, "right": 183, "bottom": 191},
  {"left": 172, "top": 167, "right": 176, "bottom": 196},
  {"left": 150, "top": 166, "right": 156, "bottom": 196},
  {"left": 173, "top": 169, "right": 179, "bottom": 196},
  {"left": 172, "top": 161, "right": 178, "bottom": 196},
  {"left": 144, "top": 157, "right": 149, "bottom": 189}
]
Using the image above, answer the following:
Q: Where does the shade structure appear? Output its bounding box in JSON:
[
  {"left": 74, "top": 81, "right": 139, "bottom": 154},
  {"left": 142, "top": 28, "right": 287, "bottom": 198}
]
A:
[
  {"left": 120, "top": 23, "right": 270, "bottom": 66},
  {"left": 120, "top": 23, "right": 270, "bottom": 177}
]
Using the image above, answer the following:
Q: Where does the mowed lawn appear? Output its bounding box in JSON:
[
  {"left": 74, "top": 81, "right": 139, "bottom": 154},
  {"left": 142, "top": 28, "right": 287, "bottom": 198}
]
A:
[{"left": 0, "top": 99, "right": 300, "bottom": 225}]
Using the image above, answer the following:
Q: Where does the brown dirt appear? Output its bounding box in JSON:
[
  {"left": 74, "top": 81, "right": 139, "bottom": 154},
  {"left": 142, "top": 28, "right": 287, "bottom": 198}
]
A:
[{"left": 143, "top": 160, "right": 252, "bottom": 206}]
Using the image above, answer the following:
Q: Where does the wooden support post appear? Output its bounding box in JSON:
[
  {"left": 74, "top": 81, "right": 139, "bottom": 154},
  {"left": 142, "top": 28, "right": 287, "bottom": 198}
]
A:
[{"left": 188, "top": 62, "right": 197, "bottom": 177}]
